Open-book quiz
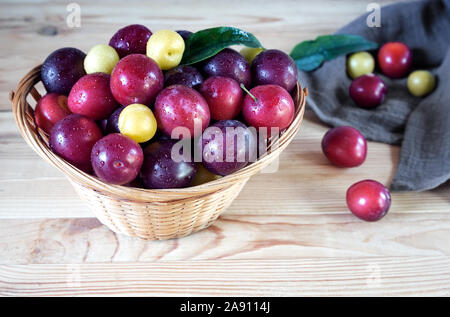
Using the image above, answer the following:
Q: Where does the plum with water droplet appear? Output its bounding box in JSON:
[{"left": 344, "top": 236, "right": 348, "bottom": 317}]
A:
[
  {"left": 68, "top": 73, "right": 119, "bottom": 120},
  {"left": 346, "top": 179, "right": 391, "bottom": 221},
  {"left": 198, "top": 120, "right": 256, "bottom": 176},
  {"left": 49, "top": 114, "right": 102, "bottom": 172},
  {"left": 251, "top": 49, "right": 297, "bottom": 92},
  {"left": 109, "top": 24, "right": 152, "bottom": 58},
  {"left": 34, "top": 93, "right": 71, "bottom": 134},
  {"left": 164, "top": 65, "right": 204, "bottom": 89},
  {"left": 242, "top": 84, "right": 295, "bottom": 137},
  {"left": 140, "top": 140, "right": 196, "bottom": 189},
  {"left": 91, "top": 133, "right": 143, "bottom": 185},
  {"left": 41, "top": 47, "right": 86, "bottom": 95},
  {"left": 201, "top": 48, "right": 251, "bottom": 87},
  {"left": 321, "top": 126, "right": 367, "bottom": 167},
  {"left": 110, "top": 54, "right": 164, "bottom": 106},
  {"left": 154, "top": 85, "right": 210, "bottom": 138}
]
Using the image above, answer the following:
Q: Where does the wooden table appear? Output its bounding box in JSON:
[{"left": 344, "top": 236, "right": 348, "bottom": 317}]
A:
[{"left": 1, "top": 0, "right": 449, "bottom": 296}]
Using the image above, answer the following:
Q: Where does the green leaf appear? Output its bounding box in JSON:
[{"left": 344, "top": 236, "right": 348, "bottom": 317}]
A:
[
  {"left": 294, "top": 54, "right": 324, "bottom": 72},
  {"left": 290, "top": 34, "right": 378, "bottom": 72},
  {"left": 181, "top": 27, "right": 263, "bottom": 65}
]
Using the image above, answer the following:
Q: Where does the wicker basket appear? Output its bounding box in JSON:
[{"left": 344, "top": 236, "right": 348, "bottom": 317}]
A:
[{"left": 11, "top": 65, "right": 307, "bottom": 240}]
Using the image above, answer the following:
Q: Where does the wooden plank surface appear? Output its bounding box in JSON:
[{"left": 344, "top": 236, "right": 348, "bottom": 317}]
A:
[
  {"left": 2, "top": 257, "right": 450, "bottom": 296},
  {"left": 1, "top": 0, "right": 449, "bottom": 296},
  {"left": 1, "top": 213, "right": 450, "bottom": 265}
]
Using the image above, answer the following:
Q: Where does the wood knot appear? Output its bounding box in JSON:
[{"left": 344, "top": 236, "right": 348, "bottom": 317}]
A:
[{"left": 38, "top": 25, "right": 58, "bottom": 36}]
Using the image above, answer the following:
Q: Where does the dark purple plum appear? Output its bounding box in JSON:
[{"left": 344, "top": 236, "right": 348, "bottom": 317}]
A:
[
  {"left": 98, "top": 118, "right": 108, "bottom": 135},
  {"left": 252, "top": 49, "right": 298, "bottom": 92},
  {"left": 201, "top": 48, "right": 251, "bottom": 87},
  {"left": 91, "top": 133, "right": 144, "bottom": 185},
  {"left": 141, "top": 140, "right": 197, "bottom": 189},
  {"left": 349, "top": 74, "right": 387, "bottom": 108},
  {"left": 164, "top": 65, "right": 204, "bottom": 89},
  {"left": 49, "top": 114, "right": 102, "bottom": 172},
  {"left": 41, "top": 47, "right": 86, "bottom": 95},
  {"left": 198, "top": 120, "right": 257, "bottom": 176},
  {"left": 109, "top": 24, "right": 152, "bottom": 58},
  {"left": 105, "top": 106, "right": 125, "bottom": 134},
  {"left": 176, "top": 30, "right": 192, "bottom": 42}
]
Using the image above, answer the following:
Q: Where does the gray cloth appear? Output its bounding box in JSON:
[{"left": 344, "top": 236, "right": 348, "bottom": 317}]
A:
[{"left": 300, "top": 0, "right": 450, "bottom": 191}]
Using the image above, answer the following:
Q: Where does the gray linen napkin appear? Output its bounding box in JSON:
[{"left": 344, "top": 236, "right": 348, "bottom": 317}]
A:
[{"left": 299, "top": 0, "right": 450, "bottom": 191}]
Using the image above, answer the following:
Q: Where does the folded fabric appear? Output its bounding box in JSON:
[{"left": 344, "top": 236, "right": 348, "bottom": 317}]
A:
[{"left": 299, "top": 0, "right": 450, "bottom": 191}]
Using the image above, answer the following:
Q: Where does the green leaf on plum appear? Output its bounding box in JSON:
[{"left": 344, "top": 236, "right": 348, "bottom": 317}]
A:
[
  {"left": 181, "top": 27, "right": 263, "bottom": 65},
  {"left": 290, "top": 34, "right": 378, "bottom": 72}
]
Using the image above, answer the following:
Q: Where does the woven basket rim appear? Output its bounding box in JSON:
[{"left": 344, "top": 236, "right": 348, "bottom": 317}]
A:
[{"left": 12, "top": 64, "right": 306, "bottom": 203}]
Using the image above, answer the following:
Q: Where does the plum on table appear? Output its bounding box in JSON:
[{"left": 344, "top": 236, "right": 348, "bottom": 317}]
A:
[
  {"left": 346, "top": 180, "right": 391, "bottom": 222},
  {"left": 321, "top": 126, "right": 367, "bottom": 168}
]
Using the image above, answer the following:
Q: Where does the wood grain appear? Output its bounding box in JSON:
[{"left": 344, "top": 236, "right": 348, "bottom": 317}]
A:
[
  {"left": 1, "top": 213, "right": 450, "bottom": 265},
  {"left": 1, "top": 0, "right": 449, "bottom": 296},
  {"left": 1, "top": 257, "right": 450, "bottom": 296}
]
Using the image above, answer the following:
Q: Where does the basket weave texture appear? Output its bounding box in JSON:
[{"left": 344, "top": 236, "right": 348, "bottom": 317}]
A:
[{"left": 11, "top": 65, "right": 307, "bottom": 240}]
